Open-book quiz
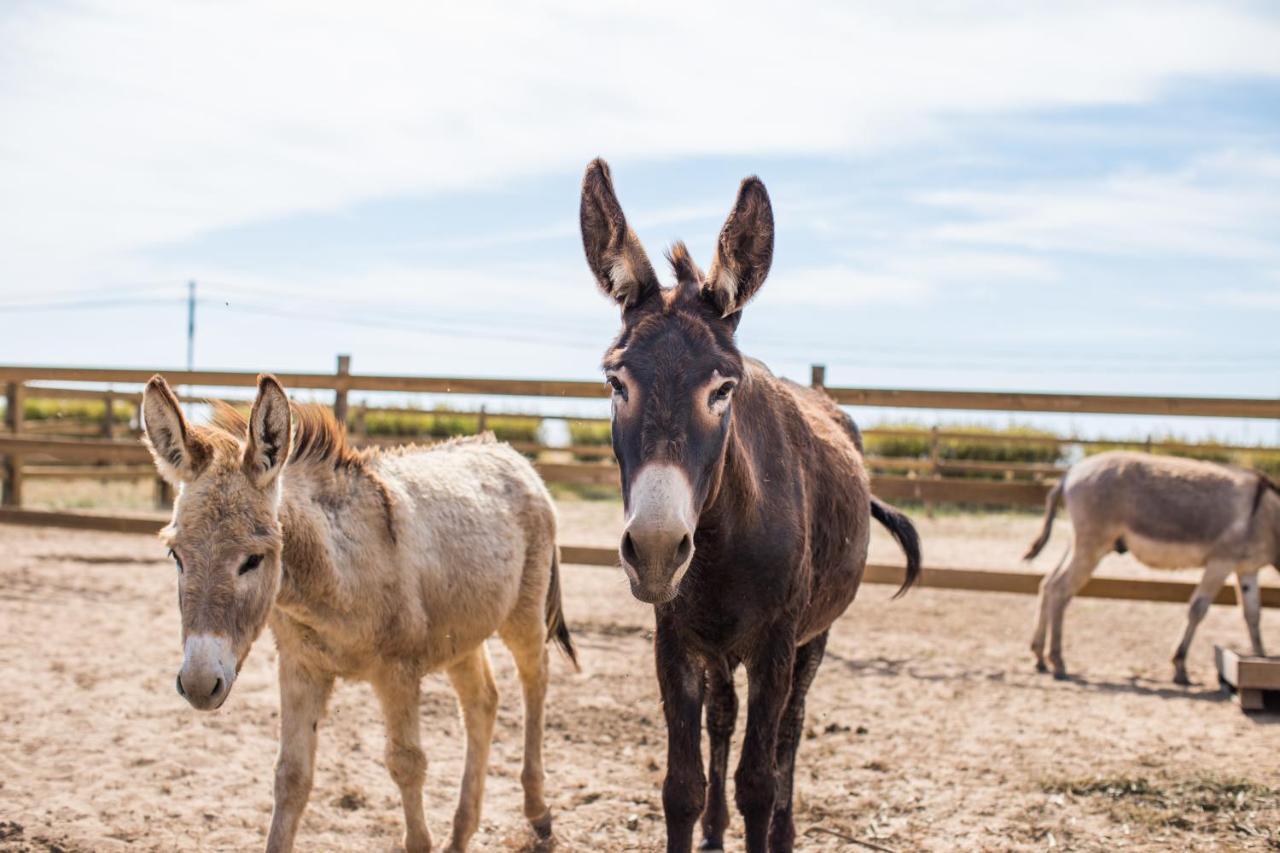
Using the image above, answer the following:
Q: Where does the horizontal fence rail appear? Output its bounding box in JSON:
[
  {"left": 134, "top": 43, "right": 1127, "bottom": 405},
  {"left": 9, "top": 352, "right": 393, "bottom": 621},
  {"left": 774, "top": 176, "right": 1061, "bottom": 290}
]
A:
[
  {"left": 2, "top": 508, "right": 1276, "bottom": 608},
  {"left": 5, "top": 363, "right": 1280, "bottom": 417}
]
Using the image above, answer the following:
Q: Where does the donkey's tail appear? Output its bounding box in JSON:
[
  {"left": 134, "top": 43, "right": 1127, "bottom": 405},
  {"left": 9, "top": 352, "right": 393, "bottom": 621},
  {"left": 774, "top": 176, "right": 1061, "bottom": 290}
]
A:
[
  {"left": 545, "top": 548, "right": 580, "bottom": 671},
  {"left": 870, "top": 497, "right": 922, "bottom": 598},
  {"left": 1023, "top": 479, "right": 1065, "bottom": 561}
]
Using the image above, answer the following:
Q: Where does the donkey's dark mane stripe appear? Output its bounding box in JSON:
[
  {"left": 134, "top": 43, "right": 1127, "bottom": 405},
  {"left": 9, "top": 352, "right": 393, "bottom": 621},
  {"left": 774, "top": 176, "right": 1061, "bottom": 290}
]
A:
[
  {"left": 209, "top": 400, "right": 366, "bottom": 470},
  {"left": 208, "top": 400, "right": 397, "bottom": 543}
]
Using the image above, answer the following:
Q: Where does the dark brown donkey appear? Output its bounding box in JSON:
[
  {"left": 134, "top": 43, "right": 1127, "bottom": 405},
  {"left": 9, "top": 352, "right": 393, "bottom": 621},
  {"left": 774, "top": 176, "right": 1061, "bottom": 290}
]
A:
[{"left": 579, "top": 159, "right": 922, "bottom": 853}]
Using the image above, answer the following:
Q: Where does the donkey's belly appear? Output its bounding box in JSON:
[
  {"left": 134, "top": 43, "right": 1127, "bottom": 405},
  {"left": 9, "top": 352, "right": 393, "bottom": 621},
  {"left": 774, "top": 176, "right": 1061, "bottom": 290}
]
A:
[{"left": 1124, "top": 532, "right": 1210, "bottom": 570}]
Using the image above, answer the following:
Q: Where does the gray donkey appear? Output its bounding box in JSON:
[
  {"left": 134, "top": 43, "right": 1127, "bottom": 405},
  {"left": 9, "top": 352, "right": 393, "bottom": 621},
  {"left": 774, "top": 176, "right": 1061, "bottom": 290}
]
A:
[{"left": 1026, "top": 450, "right": 1277, "bottom": 684}]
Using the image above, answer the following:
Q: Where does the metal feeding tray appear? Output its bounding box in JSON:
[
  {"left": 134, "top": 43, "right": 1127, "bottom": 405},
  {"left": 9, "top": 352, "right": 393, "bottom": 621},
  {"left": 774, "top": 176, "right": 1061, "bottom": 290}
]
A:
[{"left": 1215, "top": 646, "right": 1280, "bottom": 712}]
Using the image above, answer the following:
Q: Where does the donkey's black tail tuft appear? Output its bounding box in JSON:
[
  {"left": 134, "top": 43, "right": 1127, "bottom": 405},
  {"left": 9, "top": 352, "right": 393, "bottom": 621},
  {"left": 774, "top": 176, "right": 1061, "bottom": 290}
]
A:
[
  {"left": 870, "top": 497, "right": 922, "bottom": 598},
  {"left": 1024, "top": 479, "right": 1065, "bottom": 561},
  {"left": 545, "top": 549, "right": 580, "bottom": 671}
]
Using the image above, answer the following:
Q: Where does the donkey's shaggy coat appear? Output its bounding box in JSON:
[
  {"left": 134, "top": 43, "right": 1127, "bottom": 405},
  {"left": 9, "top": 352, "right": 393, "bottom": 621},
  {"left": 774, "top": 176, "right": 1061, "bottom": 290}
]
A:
[
  {"left": 580, "top": 159, "right": 921, "bottom": 853},
  {"left": 142, "top": 374, "right": 574, "bottom": 853}
]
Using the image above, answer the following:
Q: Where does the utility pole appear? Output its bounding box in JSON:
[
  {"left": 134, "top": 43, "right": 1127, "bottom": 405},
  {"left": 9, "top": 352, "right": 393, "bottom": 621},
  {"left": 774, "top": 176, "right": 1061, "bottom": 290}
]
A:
[{"left": 186, "top": 280, "right": 196, "bottom": 371}]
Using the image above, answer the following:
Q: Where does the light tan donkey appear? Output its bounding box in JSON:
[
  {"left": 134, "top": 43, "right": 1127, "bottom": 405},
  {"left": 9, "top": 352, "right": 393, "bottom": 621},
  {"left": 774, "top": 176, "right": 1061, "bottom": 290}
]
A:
[
  {"left": 141, "top": 374, "right": 577, "bottom": 852},
  {"left": 1026, "top": 450, "right": 1278, "bottom": 684}
]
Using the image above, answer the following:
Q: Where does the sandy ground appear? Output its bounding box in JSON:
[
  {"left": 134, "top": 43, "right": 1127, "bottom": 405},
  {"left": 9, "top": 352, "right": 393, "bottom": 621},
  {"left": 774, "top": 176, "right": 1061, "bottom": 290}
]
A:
[{"left": 2, "top": 504, "right": 1279, "bottom": 852}]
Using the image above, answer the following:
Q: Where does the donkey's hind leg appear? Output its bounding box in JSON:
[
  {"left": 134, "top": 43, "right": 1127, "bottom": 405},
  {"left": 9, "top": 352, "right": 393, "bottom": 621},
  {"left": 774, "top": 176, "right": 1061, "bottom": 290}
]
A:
[
  {"left": 1030, "top": 542, "right": 1072, "bottom": 672},
  {"left": 499, "top": 609, "right": 554, "bottom": 839},
  {"left": 769, "top": 631, "right": 829, "bottom": 853},
  {"left": 445, "top": 645, "right": 500, "bottom": 852},
  {"left": 1044, "top": 538, "right": 1110, "bottom": 679},
  {"left": 700, "top": 660, "right": 739, "bottom": 851}
]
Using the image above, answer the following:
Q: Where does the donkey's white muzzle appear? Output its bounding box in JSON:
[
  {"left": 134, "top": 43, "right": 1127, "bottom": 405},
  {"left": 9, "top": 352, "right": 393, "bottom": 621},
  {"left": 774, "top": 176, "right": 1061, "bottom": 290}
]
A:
[
  {"left": 177, "top": 634, "right": 236, "bottom": 711},
  {"left": 621, "top": 464, "right": 697, "bottom": 603}
]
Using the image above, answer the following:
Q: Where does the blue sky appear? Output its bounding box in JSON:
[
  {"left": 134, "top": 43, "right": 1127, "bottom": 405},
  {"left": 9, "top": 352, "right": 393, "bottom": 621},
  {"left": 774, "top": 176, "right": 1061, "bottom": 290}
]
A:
[{"left": 2, "top": 2, "right": 1278, "bottom": 440}]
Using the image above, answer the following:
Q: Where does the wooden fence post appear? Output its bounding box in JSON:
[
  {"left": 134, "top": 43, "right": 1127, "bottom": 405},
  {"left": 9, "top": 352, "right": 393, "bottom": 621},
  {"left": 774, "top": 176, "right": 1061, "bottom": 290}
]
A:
[
  {"left": 477, "top": 405, "right": 488, "bottom": 435},
  {"left": 926, "top": 425, "right": 941, "bottom": 519},
  {"left": 334, "top": 354, "right": 351, "bottom": 426},
  {"left": 101, "top": 391, "right": 115, "bottom": 439},
  {"left": 3, "top": 381, "right": 25, "bottom": 506},
  {"left": 810, "top": 364, "right": 826, "bottom": 391},
  {"left": 155, "top": 477, "right": 174, "bottom": 510},
  {"left": 353, "top": 404, "right": 367, "bottom": 440}
]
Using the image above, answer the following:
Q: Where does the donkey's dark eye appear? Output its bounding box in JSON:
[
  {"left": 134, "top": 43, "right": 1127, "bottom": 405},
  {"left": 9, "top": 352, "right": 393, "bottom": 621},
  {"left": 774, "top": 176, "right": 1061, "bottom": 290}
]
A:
[
  {"left": 169, "top": 549, "right": 183, "bottom": 573},
  {"left": 239, "top": 554, "right": 264, "bottom": 575},
  {"left": 606, "top": 375, "right": 628, "bottom": 400},
  {"left": 710, "top": 381, "right": 736, "bottom": 405}
]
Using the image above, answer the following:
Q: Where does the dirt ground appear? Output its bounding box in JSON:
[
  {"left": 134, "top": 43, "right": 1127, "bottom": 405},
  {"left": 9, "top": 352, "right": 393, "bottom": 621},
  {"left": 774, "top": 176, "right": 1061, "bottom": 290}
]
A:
[{"left": 2, "top": 504, "right": 1278, "bottom": 852}]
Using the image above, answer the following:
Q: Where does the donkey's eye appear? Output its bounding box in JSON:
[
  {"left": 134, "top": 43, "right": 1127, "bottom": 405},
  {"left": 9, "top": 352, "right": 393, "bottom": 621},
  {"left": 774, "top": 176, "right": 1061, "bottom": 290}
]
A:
[
  {"left": 169, "top": 549, "right": 183, "bottom": 573},
  {"left": 710, "top": 381, "right": 736, "bottom": 406},
  {"left": 239, "top": 554, "right": 264, "bottom": 575},
  {"left": 606, "top": 375, "right": 628, "bottom": 401}
]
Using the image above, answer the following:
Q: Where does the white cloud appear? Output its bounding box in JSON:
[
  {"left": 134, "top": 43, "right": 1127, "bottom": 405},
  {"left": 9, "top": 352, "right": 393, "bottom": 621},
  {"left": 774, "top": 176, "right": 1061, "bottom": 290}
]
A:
[
  {"left": 2, "top": 1, "right": 1280, "bottom": 292},
  {"left": 763, "top": 267, "right": 934, "bottom": 308},
  {"left": 1211, "top": 288, "right": 1280, "bottom": 310},
  {"left": 922, "top": 149, "right": 1280, "bottom": 261}
]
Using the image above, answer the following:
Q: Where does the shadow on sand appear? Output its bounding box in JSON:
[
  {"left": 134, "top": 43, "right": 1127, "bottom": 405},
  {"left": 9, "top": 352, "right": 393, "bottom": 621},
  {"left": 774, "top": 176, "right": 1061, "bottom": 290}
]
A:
[{"left": 823, "top": 648, "right": 1280, "bottom": 719}]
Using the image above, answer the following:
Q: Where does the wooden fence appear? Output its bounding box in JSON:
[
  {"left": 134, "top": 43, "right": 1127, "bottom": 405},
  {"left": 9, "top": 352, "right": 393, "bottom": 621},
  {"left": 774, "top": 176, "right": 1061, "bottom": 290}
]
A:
[
  {"left": 3, "top": 358, "right": 1279, "bottom": 608},
  {"left": 3, "top": 357, "right": 1279, "bottom": 510}
]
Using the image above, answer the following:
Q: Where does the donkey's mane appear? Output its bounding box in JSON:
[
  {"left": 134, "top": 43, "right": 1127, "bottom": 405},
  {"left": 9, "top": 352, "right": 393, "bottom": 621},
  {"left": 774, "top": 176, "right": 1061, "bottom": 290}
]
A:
[
  {"left": 208, "top": 400, "right": 367, "bottom": 471},
  {"left": 664, "top": 241, "right": 704, "bottom": 287}
]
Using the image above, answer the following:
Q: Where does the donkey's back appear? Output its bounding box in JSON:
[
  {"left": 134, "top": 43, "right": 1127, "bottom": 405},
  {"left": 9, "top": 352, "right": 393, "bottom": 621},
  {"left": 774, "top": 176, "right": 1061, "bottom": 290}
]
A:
[
  {"left": 367, "top": 435, "right": 559, "bottom": 666},
  {"left": 1062, "top": 451, "right": 1262, "bottom": 566}
]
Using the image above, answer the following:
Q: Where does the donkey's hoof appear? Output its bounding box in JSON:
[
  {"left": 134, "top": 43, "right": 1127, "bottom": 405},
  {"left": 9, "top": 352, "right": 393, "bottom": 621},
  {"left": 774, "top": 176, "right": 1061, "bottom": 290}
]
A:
[
  {"left": 530, "top": 810, "right": 554, "bottom": 840},
  {"left": 699, "top": 839, "right": 725, "bottom": 852},
  {"left": 1052, "top": 668, "right": 1069, "bottom": 681},
  {"left": 1035, "top": 660, "right": 1049, "bottom": 674},
  {"left": 1173, "top": 670, "right": 1191, "bottom": 687}
]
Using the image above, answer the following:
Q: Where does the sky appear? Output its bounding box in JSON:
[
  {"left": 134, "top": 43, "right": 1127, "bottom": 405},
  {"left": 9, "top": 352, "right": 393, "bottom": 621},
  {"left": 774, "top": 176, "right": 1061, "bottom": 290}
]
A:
[{"left": 1, "top": 1, "right": 1278, "bottom": 441}]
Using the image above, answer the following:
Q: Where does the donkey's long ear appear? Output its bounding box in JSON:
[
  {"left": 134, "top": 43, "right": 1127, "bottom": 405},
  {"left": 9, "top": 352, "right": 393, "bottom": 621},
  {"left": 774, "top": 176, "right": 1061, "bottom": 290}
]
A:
[
  {"left": 244, "top": 375, "right": 291, "bottom": 488},
  {"left": 703, "top": 177, "right": 774, "bottom": 317},
  {"left": 580, "top": 158, "right": 659, "bottom": 309},
  {"left": 142, "top": 375, "right": 207, "bottom": 484}
]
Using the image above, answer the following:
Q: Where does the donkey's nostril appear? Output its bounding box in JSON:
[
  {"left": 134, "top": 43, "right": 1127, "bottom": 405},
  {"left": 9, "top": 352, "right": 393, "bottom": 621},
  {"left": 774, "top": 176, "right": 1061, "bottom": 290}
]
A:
[
  {"left": 210, "top": 677, "right": 222, "bottom": 698},
  {"left": 674, "top": 534, "right": 692, "bottom": 565},
  {"left": 621, "top": 531, "right": 640, "bottom": 567},
  {"left": 175, "top": 674, "right": 186, "bottom": 697}
]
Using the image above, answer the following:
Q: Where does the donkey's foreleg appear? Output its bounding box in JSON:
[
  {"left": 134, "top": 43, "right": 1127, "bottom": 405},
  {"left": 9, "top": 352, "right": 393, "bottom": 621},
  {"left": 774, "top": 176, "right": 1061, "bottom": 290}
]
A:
[
  {"left": 1172, "top": 562, "right": 1233, "bottom": 685},
  {"left": 265, "top": 662, "right": 334, "bottom": 853},
  {"left": 769, "top": 631, "right": 829, "bottom": 853},
  {"left": 373, "top": 668, "right": 431, "bottom": 853},
  {"left": 1236, "top": 571, "right": 1266, "bottom": 657},
  {"left": 700, "top": 662, "right": 739, "bottom": 852},
  {"left": 736, "top": 624, "right": 796, "bottom": 853},
  {"left": 444, "top": 646, "right": 500, "bottom": 853},
  {"left": 656, "top": 617, "right": 707, "bottom": 853}
]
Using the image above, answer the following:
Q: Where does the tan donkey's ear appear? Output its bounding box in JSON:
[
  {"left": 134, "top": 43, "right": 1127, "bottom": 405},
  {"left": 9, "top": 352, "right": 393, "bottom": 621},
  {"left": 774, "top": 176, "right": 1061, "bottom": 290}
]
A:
[
  {"left": 142, "top": 375, "right": 206, "bottom": 484},
  {"left": 580, "top": 158, "right": 660, "bottom": 309},
  {"left": 703, "top": 176, "right": 775, "bottom": 317},
  {"left": 244, "top": 375, "right": 291, "bottom": 488}
]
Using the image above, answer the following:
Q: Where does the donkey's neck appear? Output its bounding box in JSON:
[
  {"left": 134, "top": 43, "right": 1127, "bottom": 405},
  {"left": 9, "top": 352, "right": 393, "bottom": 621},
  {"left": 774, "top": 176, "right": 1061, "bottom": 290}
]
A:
[{"left": 274, "top": 465, "right": 367, "bottom": 610}]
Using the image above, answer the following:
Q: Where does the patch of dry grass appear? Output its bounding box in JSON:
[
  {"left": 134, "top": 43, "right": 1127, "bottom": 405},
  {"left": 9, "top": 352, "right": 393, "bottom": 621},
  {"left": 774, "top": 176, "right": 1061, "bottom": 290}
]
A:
[{"left": 1040, "top": 775, "right": 1280, "bottom": 848}]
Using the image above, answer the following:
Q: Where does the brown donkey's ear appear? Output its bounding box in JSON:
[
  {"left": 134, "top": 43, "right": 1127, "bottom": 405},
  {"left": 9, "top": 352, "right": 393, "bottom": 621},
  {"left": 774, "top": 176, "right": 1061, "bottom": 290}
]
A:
[
  {"left": 704, "top": 176, "right": 774, "bottom": 317},
  {"left": 244, "top": 375, "right": 291, "bottom": 488},
  {"left": 580, "top": 158, "right": 659, "bottom": 309},
  {"left": 142, "top": 375, "right": 207, "bottom": 484}
]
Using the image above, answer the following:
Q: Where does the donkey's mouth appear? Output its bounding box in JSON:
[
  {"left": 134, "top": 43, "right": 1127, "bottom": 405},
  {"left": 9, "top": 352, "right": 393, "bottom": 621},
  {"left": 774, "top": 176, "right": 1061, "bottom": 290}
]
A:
[{"left": 628, "top": 578, "right": 680, "bottom": 605}]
